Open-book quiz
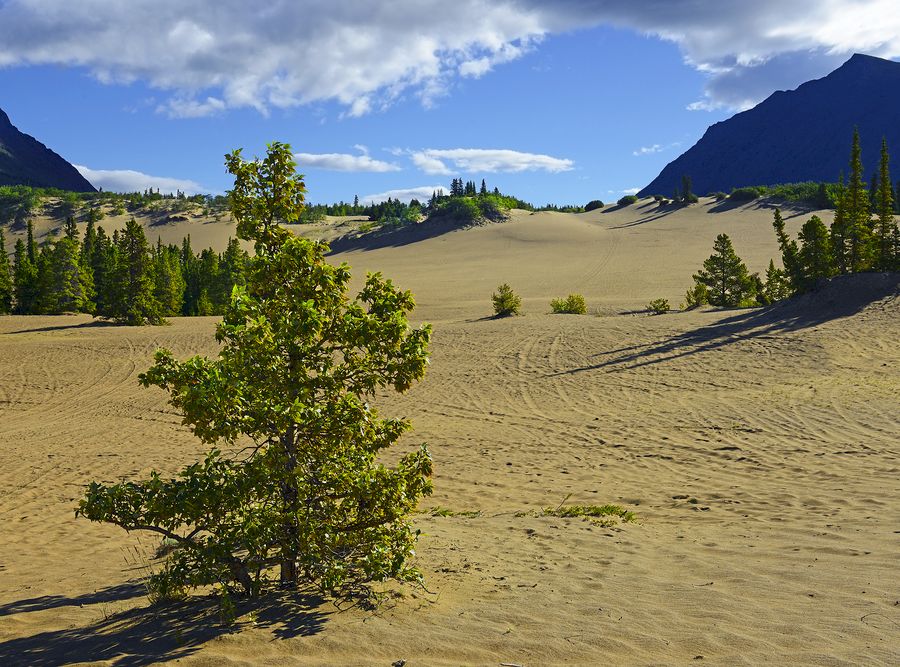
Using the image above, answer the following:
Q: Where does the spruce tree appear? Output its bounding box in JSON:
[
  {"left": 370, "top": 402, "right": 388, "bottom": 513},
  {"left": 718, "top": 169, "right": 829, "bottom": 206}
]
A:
[
  {"left": 480, "top": 179, "right": 487, "bottom": 195},
  {"left": 109, "top": 218, "right": 162, "bottom": 324},
  {"left": 181, "top": 235, "right": 201, "bottom": 315},
  {"left": 52, "top": 236, "right": 92, "bottom": 313},
  {"left": 13, "top": 239, "right": 37, "bottom": 314},
  {"left": 0, "top": 229, "right": 12, "bottom": 313},
  {"left": 797, "top": 215, "right": 834, "bottom": 287},
  {"left": 26, "top": 220, "right": 36, "bottom": 264},
  {"left": 845, "top": 128, "right": 871, "bottom": 272},
  {"left": 34, "top": 238, "right": 56, "bottom": 314},
  {"left": 153, "top": 240, "right": 185, "bottom": 317},
  {"left": 692, "top": 233, "right": 754, "bottom": 307},
  {"left": 81, "top": 218, "right": 98, "bottom": 269},
  {"left": 761, "top": 259, "right": 791, "bottom": 304},
  {"left": 91, "top": 227, "right": 118, "bottom": 318},
  {"left": 64, "top": 216, "right": 79, "bottom": 241},
  {"left": 874, "top": 138, "right": 897, "bottom": 271},
  {"left": 198, "top": 247, "right": 220, "bottom": 314},
  {"left": 772, "top": 208, "right": 803, "bottom": 290},
  {"left": 216, "top": 237, "right": 247, "bottom": 308},
  {"left": 830, "top": 173, "right": 849, "bottom": 274},
  {"left": 680, "top": 174, "right": 695, "bottom": 204}
]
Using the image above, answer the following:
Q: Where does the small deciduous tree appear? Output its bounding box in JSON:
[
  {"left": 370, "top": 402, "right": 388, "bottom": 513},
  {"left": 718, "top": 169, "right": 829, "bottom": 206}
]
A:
[{"left": 78, "top": 142, "right": 433, "bottom": 601}]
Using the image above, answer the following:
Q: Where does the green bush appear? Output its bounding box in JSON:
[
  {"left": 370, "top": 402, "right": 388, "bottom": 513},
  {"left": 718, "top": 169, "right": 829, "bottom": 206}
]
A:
[
  {"left": 725, "top": 182, "right": 836, "bottom": 208},
  {"left": 436, "top": 197, "right": 480, "bottom": 223},
  {"left": 477, "top": 196, "right": 507, "bottom": 222},
  {"left": 584, "top": 199, "right": 604, "bottom": 212},
  {"left": 681, "top": 283, "right": 708, "bottom": 310},
  {"left": 729, "top": 186, "right": 766, "bottom": 201},
  {"left": 710, "top": 192, "right": 727, "bottom": 201},
  {"left": 646, "top": 298, "right": 669, "bottom": 315},
  {"left": 550, "top": 293, "right": 587, "bottom": 314},
  {"left": 492, "top": 283, "right": 521, "bottom": 317},
  {"left": 617, "top": 195, "right": 639, "bottom": 206}
]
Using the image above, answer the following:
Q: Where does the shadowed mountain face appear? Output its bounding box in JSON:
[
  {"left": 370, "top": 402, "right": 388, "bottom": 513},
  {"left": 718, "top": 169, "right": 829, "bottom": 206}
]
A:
[
  {"left": 0, "top": 107, "right": 96, "bottom": 192},
  {"left": 639, "top": 54, "right": 900, "bottom": 197}
]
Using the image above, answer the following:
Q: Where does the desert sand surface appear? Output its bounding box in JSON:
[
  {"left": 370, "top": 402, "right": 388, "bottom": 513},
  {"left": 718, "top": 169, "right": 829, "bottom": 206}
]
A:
[{"left": 1, "top": 199, "right": 898, "bottom": 666}]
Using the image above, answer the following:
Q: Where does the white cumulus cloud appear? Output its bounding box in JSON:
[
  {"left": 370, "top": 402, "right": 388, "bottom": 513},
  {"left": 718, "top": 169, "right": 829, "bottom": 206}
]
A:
[
  {"left": 74, "top": 165, "right": 207, "bottom": 195},
  {"left": 410, "top": 148, "right": 573, "bottom": 174},
  {"left": 633, "top": 144, "right": 663, "bottom": 156},
  {"left": 0, "top": 1, "right": 549, "bottom": 117},
  {"left": 0, "top": 1, "right": 898, "bottom": 115},
  {"left": 294, "top": 151, "right": 401, "bottom": 173}
]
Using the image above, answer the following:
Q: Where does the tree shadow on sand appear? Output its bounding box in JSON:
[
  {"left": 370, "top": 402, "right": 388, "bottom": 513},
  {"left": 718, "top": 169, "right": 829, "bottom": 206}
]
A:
[
  {"left": 0, "top": 584, "right": 328, "bottom": 667},
  {"left": 327, "top": 216, "right": 490, "bottom": 254},
  {"left": 0, "top": 584, "right": 146, "bottom": 617},
  {"left": 707, "top": 198, "right": 814, "bottom": 218},
  {"left": 5, "top": 319, "right": 117, "bottom": 335},
  {"left": 555, "top": 273, "right": 898, "bottom": 376}
]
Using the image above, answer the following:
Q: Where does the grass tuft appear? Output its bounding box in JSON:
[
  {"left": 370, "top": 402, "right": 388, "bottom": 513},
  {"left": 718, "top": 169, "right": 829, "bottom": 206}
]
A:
[{"left": 541, "top": 504, "right": 636, "bottom": 522}]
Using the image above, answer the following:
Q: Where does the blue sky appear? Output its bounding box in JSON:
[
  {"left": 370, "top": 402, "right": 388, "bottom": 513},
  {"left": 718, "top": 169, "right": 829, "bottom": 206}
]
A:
[{"left": 1, "top": 1, "right": 896, "bottom": 204}]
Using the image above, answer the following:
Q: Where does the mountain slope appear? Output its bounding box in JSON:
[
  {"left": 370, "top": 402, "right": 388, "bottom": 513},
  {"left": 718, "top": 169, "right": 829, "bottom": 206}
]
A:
[
  {"left": 639, "top": 54, "right": 900, "bottom": 196},
  {"left": 0, "top": 107, "right": 96, "bottom": 192}
]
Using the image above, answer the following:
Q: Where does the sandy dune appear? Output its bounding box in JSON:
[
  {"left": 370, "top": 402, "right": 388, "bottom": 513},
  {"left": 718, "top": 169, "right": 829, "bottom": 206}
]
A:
[{"left": 1, "top": 199, "right": 898, "bottom": 666}]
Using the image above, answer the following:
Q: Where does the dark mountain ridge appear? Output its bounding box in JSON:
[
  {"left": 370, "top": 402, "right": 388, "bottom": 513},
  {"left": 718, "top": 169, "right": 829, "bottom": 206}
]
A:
[
  {"left": 639, "top": 54, "right": 900, "bottom": 197},
  {"left": 0, "top": 107, "right": 96, "bottom": 192}
]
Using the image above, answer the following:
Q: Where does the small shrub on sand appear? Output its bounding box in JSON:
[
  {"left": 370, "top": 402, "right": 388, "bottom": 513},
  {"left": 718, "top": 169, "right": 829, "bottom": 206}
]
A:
[
  {"left": 681, "top": 282, "right": 709, "bottom": 310},
  {"left": 550, "top": 293, "right": 587, "bottom": 314},
  {"left": 541, "top": 504, "right": 636, "bottom": 523},
  {"left": 617, "top": 195, "right": 639, "bottom": 206},
  {"left": 584, "top": 199, "right": 604, "bottom": 212},
  {"left": 492, "top": 283, "right": 521, "bottom": 317},
  {"left": 646, "top": 298, "right": 670, "bottom": 315}
]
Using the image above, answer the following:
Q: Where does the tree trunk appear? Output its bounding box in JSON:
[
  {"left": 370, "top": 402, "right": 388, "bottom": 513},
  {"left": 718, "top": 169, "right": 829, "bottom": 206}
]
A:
[{"left": 279, "top": 425, "right": 300, "bottom": 587}]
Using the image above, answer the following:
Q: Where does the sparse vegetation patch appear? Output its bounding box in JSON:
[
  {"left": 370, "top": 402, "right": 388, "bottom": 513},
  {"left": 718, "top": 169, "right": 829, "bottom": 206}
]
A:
[{"left": 550, "top": 293, "right": 587, "bottom": 314}]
